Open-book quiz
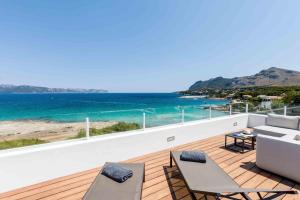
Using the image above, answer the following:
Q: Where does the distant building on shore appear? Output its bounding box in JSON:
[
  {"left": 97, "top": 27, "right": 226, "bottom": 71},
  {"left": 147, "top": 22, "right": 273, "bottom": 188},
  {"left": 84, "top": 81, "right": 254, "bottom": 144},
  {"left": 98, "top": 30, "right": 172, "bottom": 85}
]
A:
[
  {"left": 242, "top": 95, "right": 252, "bottom": 100},
  {"left": 226, "top": 93, "right": 235, "bottom": 100},
  {"left": 258, "top": 95, "right": 282, "bottom": 109}
]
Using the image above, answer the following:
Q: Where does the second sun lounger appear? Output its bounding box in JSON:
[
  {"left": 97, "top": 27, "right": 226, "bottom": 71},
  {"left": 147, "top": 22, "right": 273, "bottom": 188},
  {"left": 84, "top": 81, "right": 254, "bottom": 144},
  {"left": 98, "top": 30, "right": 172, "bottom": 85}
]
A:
[
  {"left": 83, "top": 162, "right": 145, "bottom": 200},
  {"left": 170, "top": 151, "right": 297, "bottom": 200}
]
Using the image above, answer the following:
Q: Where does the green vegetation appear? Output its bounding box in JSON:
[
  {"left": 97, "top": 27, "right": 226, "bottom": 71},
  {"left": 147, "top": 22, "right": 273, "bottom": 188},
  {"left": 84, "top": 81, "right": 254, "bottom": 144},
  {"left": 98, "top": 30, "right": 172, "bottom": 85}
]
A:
[
  {"left": 271, "top": 99, "right": 285, "bottom": 109},
  {"left": 182, "top": 86, "right": 300, "bottom": 106},
  {"left": 234, "top": 86, "right": 300, "bottom": 106},
  {"left": 283, "top": 91, "right": 300, "bottom": 104},
  {"left": 233, "top": 86, "right": 300, "bottom": 99},
  {"left": 181, "top": 86, "right": 300, "bottom": 115},
  {"left": 74, "top": 122, "right": 140, "bottom": 139},
  {"left": 235, "top": 86, "right": 299, "bottom": 96},
  {"left": 0, "top": 138, "right": 47, "bottom": 150}
]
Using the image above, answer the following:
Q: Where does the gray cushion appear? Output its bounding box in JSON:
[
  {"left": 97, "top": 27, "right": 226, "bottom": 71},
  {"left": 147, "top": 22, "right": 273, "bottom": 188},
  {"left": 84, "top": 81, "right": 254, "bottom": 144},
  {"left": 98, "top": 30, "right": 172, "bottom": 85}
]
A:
[
  {"left": 266, "top": 114, "right": 299, "bottom": 130},
  {"left": 294, "top": 135, "right": 300, "bottom": 141}
]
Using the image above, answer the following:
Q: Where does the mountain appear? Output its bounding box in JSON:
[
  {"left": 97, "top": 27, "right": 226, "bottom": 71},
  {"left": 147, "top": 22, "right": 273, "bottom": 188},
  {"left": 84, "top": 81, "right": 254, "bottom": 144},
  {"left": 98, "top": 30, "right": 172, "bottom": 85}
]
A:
[
  {"left": 189, "top": 67, "right": 300, "bottom": 91},
  {"left": 0, "top": 84, "right": 108, "bottom": 94}
]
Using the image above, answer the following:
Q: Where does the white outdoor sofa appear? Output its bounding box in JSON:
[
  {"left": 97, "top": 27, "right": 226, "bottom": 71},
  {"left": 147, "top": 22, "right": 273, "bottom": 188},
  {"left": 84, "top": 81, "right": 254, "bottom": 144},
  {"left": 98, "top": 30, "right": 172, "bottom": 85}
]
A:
[{"left": 254, "top": 114, "right": 300, "bottom": 183}]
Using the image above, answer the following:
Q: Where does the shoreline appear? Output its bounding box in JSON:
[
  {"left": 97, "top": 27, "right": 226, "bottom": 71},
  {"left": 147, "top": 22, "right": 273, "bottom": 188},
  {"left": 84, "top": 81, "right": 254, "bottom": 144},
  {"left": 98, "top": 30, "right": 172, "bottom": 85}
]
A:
[
  {"left": 179, "top": 95, "right": 207, "bottom": 99},
  {"left": 179, "top": 95, "right": 225, "bottom": 100},
  {"left": 0, "top": 120, "right": 117, "bottom": 142}
]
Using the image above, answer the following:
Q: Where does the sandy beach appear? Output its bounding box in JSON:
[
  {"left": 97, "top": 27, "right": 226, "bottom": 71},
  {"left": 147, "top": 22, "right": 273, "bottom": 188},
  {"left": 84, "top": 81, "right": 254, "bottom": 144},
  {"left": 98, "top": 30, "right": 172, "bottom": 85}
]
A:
[{"left": 0, "top": 120, "right": 117, "bottom": 142}]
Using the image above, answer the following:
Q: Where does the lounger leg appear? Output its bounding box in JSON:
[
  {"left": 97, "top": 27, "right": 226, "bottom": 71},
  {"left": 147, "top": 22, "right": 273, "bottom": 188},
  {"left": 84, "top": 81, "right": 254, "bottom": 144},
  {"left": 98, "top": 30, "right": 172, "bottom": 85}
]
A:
[
  {"left": 241, "top": 192, "right": 251, "bottom": 200},
  {"left": 170, "top": 154, "right": 172, "bottom": 168},
  {"left": 257, "top": 192, "right": 263, "bottom": 199},
  {"left": 220, "top": 192, "right": 247, "bottom": 200},
  {"left": 143, "top": 165, "right": 145, "bottom": 182},
  {"left": 242, "top": 140, "right": 245, "bottom": 153},
  {"left": 190, "top": 191, "right": 197, "bottom": 200},
  {"left": 263, "top": 192, "right": 287, "bottom": 200}
]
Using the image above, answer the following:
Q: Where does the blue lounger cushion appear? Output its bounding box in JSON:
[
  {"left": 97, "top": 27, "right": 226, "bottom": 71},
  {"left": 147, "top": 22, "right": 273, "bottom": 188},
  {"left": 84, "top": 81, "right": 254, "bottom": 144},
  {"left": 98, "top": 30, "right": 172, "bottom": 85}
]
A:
[
  {"left": 180, "top": 151, "right": 206, "bottom": 163},
  {"left": 101, "top": 163, "right": 133, "bottom": 183}
]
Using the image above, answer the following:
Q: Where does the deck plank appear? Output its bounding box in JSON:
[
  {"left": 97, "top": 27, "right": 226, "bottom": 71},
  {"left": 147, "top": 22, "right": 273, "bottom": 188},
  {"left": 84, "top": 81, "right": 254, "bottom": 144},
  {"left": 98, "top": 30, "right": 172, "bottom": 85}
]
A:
[{"left": 0, "top": 133, "right": 299, "bottom": 200}]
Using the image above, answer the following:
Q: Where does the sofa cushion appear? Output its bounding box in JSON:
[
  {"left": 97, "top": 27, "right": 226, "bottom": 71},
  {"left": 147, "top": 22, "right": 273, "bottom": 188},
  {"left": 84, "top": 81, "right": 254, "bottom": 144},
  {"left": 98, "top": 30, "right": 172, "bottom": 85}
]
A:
[
  {"left": 266, "top": 114, "right": 299, "bottom": 130},
  {"left": 294, "top": 135, "right": 300, "bottom": 141},
  {"left": 254, "top": 125, "right": 300, "bottom": 137}
]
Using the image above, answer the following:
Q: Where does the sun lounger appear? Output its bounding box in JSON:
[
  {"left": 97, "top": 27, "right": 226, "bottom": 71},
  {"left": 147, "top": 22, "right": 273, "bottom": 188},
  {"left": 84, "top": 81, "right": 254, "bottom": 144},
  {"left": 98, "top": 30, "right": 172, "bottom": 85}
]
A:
[
  {"left": 170, "top": 151, "right": 297, "bottom": 200},
  {"left": 83, "top": 162, "right": 145, "bottom": 200}
]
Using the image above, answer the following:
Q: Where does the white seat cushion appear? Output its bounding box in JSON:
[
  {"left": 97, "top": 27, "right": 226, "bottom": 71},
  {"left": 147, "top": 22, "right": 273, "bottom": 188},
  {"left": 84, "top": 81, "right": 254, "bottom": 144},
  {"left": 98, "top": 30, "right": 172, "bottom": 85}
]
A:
[{"left": 254, "top": 125, "right": 300, "bottom": 137}]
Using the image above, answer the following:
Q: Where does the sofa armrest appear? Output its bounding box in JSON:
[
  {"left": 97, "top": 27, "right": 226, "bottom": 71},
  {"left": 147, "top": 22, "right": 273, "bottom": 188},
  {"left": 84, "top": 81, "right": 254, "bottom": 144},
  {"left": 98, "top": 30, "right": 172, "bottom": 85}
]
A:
[{"left": 256, "top": 135, "right": 300, "bottom": 183}]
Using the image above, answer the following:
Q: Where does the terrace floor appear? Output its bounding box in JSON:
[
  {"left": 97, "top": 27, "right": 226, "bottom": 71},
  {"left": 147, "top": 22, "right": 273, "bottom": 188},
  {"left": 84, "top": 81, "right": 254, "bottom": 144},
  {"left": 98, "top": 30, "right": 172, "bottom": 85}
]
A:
[{"left": 0, "top": 134, "right": 299, "bottom": 200}]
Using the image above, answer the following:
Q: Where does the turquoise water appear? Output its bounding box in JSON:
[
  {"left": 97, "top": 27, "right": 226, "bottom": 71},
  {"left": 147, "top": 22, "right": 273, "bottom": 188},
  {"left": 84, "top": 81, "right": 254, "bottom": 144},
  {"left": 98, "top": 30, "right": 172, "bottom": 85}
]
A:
[{"left": 0, "top": 93, "right": 229, "bottom": 127}]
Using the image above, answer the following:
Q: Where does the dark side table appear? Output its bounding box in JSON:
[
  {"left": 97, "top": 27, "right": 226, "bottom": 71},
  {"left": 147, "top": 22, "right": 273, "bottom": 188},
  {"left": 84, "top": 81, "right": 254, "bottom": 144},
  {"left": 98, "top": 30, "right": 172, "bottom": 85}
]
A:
[{"left": 225, "top": 132, "right": 257, "bottom": 153}]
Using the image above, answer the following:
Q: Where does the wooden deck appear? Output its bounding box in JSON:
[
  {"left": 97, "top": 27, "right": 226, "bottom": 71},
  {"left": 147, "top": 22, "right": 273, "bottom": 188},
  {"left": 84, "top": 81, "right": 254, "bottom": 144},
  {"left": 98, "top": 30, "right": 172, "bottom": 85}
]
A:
[{"left": 0, "top": 134, "right": 299, "bottom": 200}]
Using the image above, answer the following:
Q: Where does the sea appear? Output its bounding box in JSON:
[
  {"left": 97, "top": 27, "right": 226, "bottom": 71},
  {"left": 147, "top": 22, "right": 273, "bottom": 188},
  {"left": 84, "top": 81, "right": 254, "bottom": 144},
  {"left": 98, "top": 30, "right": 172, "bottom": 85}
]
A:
[{"left": 0, "top": 93, "right": 229, "bottom": 127}]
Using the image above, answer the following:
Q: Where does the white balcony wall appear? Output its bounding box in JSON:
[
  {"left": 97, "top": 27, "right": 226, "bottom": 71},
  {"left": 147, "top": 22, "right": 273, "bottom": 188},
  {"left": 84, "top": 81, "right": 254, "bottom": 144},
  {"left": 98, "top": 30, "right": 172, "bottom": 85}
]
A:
[{"left": 0, "top": 114, "right": 248, "bottom": 193}]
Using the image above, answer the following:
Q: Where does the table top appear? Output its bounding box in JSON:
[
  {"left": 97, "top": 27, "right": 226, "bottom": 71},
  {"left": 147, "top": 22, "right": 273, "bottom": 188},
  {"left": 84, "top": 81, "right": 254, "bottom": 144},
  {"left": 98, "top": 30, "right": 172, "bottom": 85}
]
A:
[{"left": 226, "top": 131, "right": 257, "bottom": 140}]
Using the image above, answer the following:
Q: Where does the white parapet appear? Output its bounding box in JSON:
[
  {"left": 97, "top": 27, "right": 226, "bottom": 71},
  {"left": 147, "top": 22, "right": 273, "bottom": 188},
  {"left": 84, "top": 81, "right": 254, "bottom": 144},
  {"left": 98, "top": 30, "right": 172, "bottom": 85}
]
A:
[{"left": 0, "top": 114, "right": 249, "bottom": 193}]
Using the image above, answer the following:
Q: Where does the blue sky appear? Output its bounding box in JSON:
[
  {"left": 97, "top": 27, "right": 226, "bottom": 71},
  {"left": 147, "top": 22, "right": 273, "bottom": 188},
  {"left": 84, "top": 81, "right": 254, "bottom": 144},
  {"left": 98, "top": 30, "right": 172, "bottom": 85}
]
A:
[{"left": 1, "top": 0, "right": 300, "bottom": 92}]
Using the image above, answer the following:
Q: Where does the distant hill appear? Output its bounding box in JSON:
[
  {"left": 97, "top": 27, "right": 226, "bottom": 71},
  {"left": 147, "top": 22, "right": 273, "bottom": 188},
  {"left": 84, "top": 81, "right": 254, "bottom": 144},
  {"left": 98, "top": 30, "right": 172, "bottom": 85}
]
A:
[
  {"left": 0, "top": 84, "right": 108, "bottom": 94},
  {"left": 189, "top": 67, "right": 300, "bottom": 91}
]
